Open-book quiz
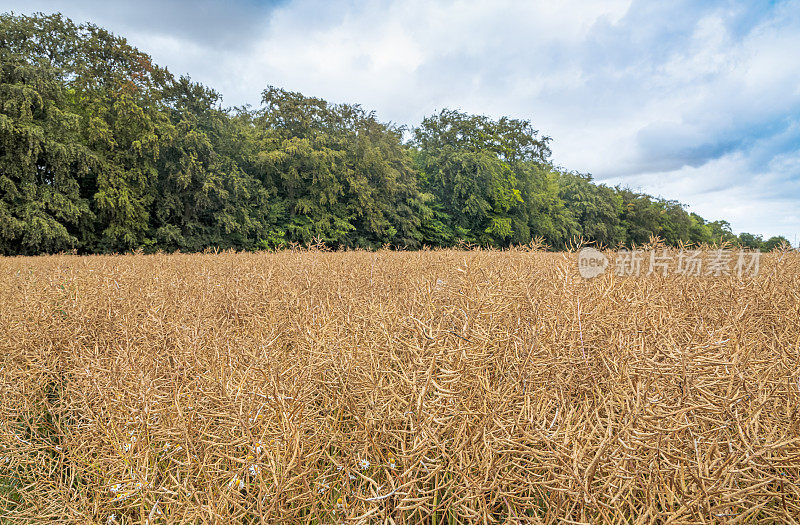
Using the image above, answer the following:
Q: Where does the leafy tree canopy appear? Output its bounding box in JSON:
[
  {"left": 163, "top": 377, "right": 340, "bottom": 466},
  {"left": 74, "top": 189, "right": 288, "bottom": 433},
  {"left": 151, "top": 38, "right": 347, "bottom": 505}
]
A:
[{"left": 0, "top": 13, "right": 790, "bottom": 254}]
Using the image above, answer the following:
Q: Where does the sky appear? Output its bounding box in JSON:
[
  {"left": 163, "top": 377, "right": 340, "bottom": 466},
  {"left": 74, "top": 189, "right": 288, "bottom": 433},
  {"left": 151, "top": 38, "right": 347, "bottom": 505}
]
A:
[{"left": 4, "top": 0, "right": 800, "bottom": 243}]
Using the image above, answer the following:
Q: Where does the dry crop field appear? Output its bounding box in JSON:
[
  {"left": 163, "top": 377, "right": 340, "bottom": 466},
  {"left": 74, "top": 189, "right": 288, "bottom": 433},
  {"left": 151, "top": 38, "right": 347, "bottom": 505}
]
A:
[{"left": 1, "top": 248, "right": 799, "bottom": 524}]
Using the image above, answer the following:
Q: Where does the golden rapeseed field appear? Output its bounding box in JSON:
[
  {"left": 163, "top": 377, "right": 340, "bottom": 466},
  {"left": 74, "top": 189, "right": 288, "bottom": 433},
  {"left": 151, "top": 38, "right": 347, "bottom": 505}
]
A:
[{"left": 1, "top": 248, "right": 799, "bottom": 523}]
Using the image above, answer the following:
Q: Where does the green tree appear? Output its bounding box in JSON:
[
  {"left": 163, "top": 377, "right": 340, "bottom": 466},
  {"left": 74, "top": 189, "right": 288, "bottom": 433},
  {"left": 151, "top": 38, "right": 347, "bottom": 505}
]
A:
[
  {"left": 413, "top": 110, "right": 550, "bottom": 246},
  {"left": 153, "top": 78, "right": 279, "bottom": 251},
  {"left": 737, "top": 232, "right": 763, "bottom": 250},
  {"left": 513, "top": 163, "right": 575, "bottom": 247},
  {"left": 687, "top": 213, "right": 713, "bottom": 245},
  {"left": 706, "top": 220, "right": 738, "bottom": 245},
  {"left": 0, "top": 13, "right": 94, "bottom": 254},
  {"left": 761, "top": 235, "right": 790, "bottom": 252},
  {"left": 1, "top": 13, "right": 176, "bottom": 252},
  {"left": 257, "top": 87, "right": 427, "bottom": 248},
  {"left": 558, "top": 172, "right": 624, "bottom": 247}
]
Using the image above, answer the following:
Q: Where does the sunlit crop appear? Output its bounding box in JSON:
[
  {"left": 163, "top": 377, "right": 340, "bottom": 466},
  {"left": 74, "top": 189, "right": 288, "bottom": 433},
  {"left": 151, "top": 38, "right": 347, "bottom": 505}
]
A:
[{"left": 1, "top": 247, "right": 799, "bottom": 523}]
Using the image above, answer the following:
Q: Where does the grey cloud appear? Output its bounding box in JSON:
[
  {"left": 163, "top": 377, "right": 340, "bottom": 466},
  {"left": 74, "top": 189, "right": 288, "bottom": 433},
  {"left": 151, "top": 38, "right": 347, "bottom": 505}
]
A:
[
  {"left": 4, "top": 0, "right": 285, "bottom": 48},
  {"left": 635, "top": 123, "right": 742, "bottom": 171}
]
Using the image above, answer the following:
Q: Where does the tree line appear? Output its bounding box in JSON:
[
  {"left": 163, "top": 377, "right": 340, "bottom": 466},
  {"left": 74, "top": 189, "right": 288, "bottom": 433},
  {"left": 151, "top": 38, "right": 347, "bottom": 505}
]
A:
[{"left": 0, "top": 13, "right": 790, "bottom": 255}]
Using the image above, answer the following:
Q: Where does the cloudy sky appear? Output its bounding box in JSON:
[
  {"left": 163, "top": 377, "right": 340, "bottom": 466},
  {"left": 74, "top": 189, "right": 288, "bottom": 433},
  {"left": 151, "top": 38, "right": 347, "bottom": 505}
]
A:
[{"left": 6, "top": 0, "right": 800, "bottom": 242}]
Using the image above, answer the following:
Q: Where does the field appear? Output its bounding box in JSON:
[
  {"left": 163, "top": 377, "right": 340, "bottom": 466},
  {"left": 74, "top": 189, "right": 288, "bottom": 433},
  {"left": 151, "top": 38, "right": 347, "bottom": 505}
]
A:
[{"left": 1, "top": 248, "right": 799, "bottom": 523}]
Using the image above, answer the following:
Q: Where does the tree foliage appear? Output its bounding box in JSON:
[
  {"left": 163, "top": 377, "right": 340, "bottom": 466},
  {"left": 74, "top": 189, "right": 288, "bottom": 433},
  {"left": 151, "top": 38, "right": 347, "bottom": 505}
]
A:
[{"left": 0, "top": 13, "right": 790, "bottom": 254}]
